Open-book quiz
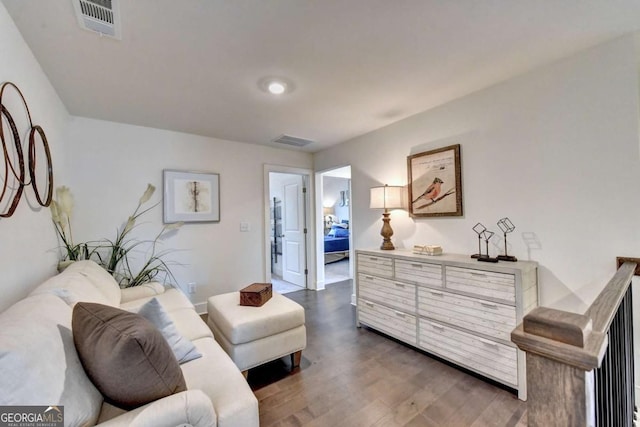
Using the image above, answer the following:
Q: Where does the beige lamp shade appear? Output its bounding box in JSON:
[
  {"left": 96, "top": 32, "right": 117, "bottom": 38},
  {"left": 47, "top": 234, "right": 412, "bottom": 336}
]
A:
[
  {"left": 370, "top": 185, "right": 403, "bottom": 210},
  {"left": 323, "top": 206, "right": 334, "bottom": 216}
]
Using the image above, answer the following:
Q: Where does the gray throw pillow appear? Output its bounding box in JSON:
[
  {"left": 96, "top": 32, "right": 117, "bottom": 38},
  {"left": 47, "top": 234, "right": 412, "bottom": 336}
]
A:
[
  {"left": 137, "top": 298, "right": 202, "bottom": 364},
  {"left": 72, "top": 302, "right": 187, "bottom": 409}
]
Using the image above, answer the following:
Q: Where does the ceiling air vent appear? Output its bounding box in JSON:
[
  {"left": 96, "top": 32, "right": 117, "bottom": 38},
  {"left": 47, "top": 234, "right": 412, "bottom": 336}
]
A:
[
  {"left": 72, "top": 0, "right": 121, "bottom": 39},
  {"left": 272, "top": 134, "right": 314, "bottom": 148}
]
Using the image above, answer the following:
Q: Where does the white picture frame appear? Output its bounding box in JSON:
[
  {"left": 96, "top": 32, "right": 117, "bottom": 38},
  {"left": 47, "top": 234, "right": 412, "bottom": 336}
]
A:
[{"left": 163, "top": 170, "right": 220, "bottom": 223}]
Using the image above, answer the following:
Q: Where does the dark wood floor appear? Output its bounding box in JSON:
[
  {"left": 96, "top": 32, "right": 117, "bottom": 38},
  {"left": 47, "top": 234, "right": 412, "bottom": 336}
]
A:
[{"left": 243, "top": 281, "right": 528, "bottom": 427}]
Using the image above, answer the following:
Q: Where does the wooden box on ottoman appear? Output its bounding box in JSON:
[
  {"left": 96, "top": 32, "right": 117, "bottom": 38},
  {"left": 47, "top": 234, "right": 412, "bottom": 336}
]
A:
[{"left": 239, "top": 283, "right": 272, "bottom": 307}]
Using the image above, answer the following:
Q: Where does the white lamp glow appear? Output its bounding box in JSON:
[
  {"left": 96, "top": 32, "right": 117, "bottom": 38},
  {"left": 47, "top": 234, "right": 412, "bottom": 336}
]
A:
[{"left": 370, "top": 185, "right": 403, "bottom": 210}]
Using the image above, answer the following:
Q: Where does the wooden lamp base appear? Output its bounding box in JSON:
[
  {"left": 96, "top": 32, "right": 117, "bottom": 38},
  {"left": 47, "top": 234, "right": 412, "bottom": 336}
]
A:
[{"left": 380, "top": 212, "right": 395, "bottom": 250}]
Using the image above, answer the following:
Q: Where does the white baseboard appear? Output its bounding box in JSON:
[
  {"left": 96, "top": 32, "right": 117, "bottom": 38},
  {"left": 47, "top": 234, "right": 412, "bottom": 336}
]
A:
[{"left": 194, "top": 301, "right": 207, "bottom": 315}]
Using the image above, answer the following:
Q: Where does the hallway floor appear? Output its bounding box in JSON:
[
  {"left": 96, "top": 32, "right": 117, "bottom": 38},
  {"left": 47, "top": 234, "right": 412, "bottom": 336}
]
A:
[{"left": 272, "top": 258, "right": 351, "bottom": 294}]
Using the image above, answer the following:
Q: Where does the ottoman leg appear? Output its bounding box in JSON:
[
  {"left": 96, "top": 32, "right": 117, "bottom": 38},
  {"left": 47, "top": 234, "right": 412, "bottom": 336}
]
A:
[
  {"left": 241, "top": 370, "right": 248, "bottom": 379},
  {"left": 290, "top": 350, "right": 302, "bottom": 369}
]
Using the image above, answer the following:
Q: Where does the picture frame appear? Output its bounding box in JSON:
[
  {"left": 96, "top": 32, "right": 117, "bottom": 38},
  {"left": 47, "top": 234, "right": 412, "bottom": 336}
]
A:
[
  {"left": 163, "top": 170, "right": 220, "bottom": 223},
  {"left": 407, "top": 144, "right": 462, "bottom": 217}
]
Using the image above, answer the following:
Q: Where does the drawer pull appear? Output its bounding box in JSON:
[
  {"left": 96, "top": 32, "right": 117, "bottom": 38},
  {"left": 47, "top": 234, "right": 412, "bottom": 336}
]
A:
[
  {"left": 364, "top": 302, "right": 374, "bottom": 308},
  {"left": 368, "top": 257, "right": 378, "bottom": 261},
  {"left": 471, "top": 272, "right": 487, "bottom": 277},
  {"left": 411, "top": 263, "right": 423, "bottom": 268},
  {"left": 480, "top": 302, "right": 499, "bottom": 309},
  {"left": 478, "top": 338, "right": 499, "bottom": 347},
  {"left": 428, "top": 322, "right": 445, "bottom": 331},
  {"left": 394, "top": 283, "right": 405, "bottom": 288},
  {"left": 430, "top": 291, "right": 444, "bottom": 297},
  {"left": 365, "top": 275, "right": 374, "bottom": 280},
  {"left": 394, "top": 311, "right": 406, "bottom": 318}
]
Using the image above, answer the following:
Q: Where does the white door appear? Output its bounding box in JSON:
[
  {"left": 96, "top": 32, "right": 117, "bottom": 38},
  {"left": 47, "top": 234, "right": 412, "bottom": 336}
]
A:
[{"left": 282, "top": 175, "right": 307, "bottom": 287}]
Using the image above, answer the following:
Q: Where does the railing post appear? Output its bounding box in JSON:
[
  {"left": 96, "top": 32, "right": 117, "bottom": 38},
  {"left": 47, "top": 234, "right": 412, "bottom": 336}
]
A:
[
  {"left": 511, "top": 261, "right": 637, "bottom": 427},
  {"left": 525, "top": 352, "right": 595, "bottom": 426}
]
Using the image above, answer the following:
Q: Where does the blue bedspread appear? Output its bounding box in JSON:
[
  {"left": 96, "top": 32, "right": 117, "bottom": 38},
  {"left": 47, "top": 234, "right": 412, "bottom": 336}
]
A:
[{"left": 324, "top": 235, "right": 349, "bottom": 253}]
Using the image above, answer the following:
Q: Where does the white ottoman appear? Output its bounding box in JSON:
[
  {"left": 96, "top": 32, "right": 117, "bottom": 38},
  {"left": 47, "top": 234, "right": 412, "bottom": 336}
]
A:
[{"left": 206, "top": 291, "right": 306, "bottom": 376}]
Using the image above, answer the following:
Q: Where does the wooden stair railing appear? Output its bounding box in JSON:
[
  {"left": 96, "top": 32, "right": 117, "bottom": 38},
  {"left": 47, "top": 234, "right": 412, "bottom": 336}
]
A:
[{"left": 511, "top": 260, "right": 638, "bottom": 426}]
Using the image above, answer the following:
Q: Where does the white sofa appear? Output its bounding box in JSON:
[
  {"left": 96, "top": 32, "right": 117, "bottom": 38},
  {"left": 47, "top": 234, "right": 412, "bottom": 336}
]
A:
[{"left": 0, "top": 260, "right": 259, "bottom": 427}]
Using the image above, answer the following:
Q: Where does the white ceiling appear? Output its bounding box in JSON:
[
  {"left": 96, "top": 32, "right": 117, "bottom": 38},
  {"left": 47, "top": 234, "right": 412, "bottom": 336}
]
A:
[{"left": 3, "top": 1, "right": 640, "bottom": 153}]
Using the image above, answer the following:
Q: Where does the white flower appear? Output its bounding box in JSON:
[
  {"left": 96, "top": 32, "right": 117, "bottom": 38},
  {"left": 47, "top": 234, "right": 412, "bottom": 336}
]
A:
[
  {"left": 50, "top": 200, "right": 65, "bottom": 231},
  {"left": 50, "top": 200, "right": 60, "bottom": 222},
  {"left": 139, "top": 184, "right": 155, "bottom": 205},
  {"left": 56, "top": 186, "right": 74, "bottom": 219},
  {"left": 164, "top": 221, "right": 184, "bottom": 231},
  {"left": 123, "top": 216, "right": 136, "bottom": 234}
]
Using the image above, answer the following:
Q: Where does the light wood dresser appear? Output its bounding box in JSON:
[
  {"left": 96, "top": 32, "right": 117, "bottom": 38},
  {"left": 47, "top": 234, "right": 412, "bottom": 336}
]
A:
[{"left": 356, "top": 249, "right": 538, "bottom": 400}]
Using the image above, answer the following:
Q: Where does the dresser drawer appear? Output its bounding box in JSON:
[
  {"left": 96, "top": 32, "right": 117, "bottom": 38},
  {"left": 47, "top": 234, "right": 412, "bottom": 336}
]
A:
[
  {"left": 418, "top": 287, "right": 516, "bottom": 341},
  {"left": 357, "top": 254, "right": 393, "bottom": 278},
  {"left": 395, "top": 259, "right": 442, "bottom": 287},
  {"left": 358, "top": 274, "right": 415, "bottom": 313},
  {"left": 418, "top": 319, "right": 517, "bottom": 386},
  {"left": 445, "top": 266, "right": 515, "bottom": 303},
  {"left": 358, "top": 299, "right": 416, "bottom": 344}
]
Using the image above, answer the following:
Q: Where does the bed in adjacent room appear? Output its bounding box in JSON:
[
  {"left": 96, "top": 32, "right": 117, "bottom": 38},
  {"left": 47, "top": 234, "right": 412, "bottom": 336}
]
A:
[{"left": 324, "top": 223, "right": 349, "bottom": 263}]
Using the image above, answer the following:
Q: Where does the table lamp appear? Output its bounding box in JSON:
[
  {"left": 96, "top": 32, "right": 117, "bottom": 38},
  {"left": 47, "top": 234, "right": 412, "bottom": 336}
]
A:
[
  {"left": 323, "top": 206, "right": 335, "bottom": 231},
  {"left": 370, "top": 184, "right": 403, "bottom": 250}
]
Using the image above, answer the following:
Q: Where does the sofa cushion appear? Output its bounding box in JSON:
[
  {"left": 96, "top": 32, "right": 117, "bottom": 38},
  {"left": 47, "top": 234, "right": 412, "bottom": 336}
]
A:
[
  {"left": 66, "top": 260, "right": 122, "bottom": 305},
  {"left": 166, "top": 307, "right": 214, "bottom": 342},
  {"left": 30, "top": 269, "right": 110, "bottom": 306},
  {"left": 137, "top": 298, "right": 202, "bottom": 364},
  {"left": 72, "top": 302, "right": 187, "bottom": 409},
  {"left": 181, "top": 337, "right": 259, "bottom": 427},
  {"left": 0, "top": 294, "right": 103, "bottom": 426},
  {"left": 29, "top": 260, "right": 121, "bottom": 306},
  {"left": 120, "top": 281, "right": 166, "bottom": 304},
  {"left": 120, "top": 287, "right": 194, "bottom": 312},
  {"left": 96, "top": 390, "right": 217, "bottom": 426}
]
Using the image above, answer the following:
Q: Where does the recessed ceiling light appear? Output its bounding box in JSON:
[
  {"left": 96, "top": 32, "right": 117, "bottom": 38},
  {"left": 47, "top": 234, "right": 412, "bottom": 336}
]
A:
[
  {"left": 268, "top": 81, "right": 286, "bottom": 95},
  {"left": 258, "top": 77, "right": 294, "bottom": 95}
]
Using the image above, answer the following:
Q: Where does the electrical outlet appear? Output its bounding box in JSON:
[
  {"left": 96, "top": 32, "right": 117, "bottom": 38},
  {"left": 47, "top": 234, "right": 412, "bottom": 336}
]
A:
[
  {"left": 240, "top": 222, "right": 250, "bottom": 232},
  {"left": 188, "top": 282, "right": 197, "bottom": 294}
]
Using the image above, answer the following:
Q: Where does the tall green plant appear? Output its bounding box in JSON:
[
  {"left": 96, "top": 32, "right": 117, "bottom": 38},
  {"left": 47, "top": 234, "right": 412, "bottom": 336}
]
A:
[
  {"left": 49, "top": 184, "right": 183, "bottom": 287},
  {"left": 117, "top": 221, "right": 183, "bottom": 287}
]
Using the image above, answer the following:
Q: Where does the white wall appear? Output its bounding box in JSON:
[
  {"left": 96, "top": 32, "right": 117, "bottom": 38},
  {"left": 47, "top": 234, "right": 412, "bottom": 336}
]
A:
[
  {"left": 315, "top": 36, "right": 640, "bottom": 313},
  {"left": 0, "top": 3, "right": 70, "bottom": 312},
  {"left": 64, "top": 117, "right": 312, "bottom": 311},
  {"left": 0, "top": 2, "right": 313, "bottom": 313},
  {"left": 323, "top": 176, "right": 350, "bottom": 223}
]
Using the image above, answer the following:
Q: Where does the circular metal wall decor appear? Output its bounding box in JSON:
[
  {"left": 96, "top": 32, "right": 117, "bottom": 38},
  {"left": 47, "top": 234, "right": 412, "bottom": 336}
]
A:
[
  {"left": 0, "top": 81, "right": 54, "bottom": 217},
  {"left": 0, "top": 104, "right": 25, "bottom": 218}
]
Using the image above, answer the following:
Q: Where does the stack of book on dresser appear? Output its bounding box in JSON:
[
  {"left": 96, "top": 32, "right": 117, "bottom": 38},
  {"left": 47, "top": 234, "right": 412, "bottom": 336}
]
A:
[{"left": 412, "top": 245, "right": 443, "bottom": 256}]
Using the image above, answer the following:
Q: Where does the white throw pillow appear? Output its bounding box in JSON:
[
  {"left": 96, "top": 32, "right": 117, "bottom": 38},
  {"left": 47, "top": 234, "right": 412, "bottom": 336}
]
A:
[{"left": 137, "top": 298, "right": 202, "bottom": 364}]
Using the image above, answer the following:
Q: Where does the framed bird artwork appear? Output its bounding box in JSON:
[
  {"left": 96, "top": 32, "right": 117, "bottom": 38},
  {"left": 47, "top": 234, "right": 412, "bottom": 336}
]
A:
[{"left": 407, "top": 144, "right": 463, "bottom": 217}]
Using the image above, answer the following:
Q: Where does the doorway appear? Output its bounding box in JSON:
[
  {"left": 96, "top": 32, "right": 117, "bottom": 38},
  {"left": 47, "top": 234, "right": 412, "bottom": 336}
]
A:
[
  {"left": 267, "top": 170, "right": 310, "bottom": 294},
  {"left": 318, "top": 166, "right": 352, "bottom": 289}
]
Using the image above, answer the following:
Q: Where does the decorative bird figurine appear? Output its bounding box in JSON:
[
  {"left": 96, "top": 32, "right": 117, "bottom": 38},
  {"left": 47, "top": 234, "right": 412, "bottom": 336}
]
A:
[{"left": 413, "top": 177, "right": 443, "bottom": 203}]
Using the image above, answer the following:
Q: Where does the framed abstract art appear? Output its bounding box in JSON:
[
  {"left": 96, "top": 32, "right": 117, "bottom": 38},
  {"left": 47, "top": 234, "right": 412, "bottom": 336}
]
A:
[{"left": 163, "top": 170, "right": 220, "bottom": 223}]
